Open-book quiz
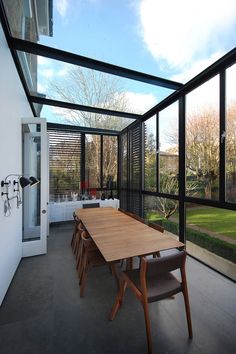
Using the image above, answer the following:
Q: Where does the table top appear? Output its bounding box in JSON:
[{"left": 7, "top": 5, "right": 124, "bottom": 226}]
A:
[{"left": 76, "top": 207, "right": 184, "bottom": 262}]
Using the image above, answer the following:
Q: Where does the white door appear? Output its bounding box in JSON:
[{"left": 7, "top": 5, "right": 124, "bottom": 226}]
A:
[{"left": 22, "top": 118, "right": 48, "bottom": 257}]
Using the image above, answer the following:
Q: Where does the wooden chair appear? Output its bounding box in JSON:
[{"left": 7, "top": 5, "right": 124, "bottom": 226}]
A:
[
  {"left": 82, "top": 202, "right": 100, "bottom": 208},
  {"left": 110, "top": 250, "right": 192, "bottom": 354},
  {"left": 118, "top": 208, "right": 144, "bottom": 223},
  {"left": 71, "top": 212, "right": 80, "bottom": 252},
  {"left": 148, "top": 221, "right": 164, "bottom": 233},
  {"left": 79, "top": 230, "right": 107, "bottom": 297},
  {"left": 148, "top": 222, "right": 164, "bottom": 258}
]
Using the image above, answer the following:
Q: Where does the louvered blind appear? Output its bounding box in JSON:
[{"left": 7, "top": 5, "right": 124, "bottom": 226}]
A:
[{"left": 48, "top": 129, "right": 81, "bottom": 200}]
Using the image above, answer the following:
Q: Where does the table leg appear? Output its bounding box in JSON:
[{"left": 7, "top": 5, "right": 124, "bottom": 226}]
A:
[{"left": 109, "top": 262, "right": 120, "bottom": 290}]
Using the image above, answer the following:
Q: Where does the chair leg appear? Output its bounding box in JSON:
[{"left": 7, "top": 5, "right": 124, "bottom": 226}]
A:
[
  {"left": 181, "top": 270, "right": 193, "bottom": 338},
  {"left": 80, "top": 262, "right": 89, "bottom": 297},
  {"left": 142, "top": 300, "right": 153, "bottom": 354},
  {"left": 109, "top": 280, "right": 126, "bottom": 321}
]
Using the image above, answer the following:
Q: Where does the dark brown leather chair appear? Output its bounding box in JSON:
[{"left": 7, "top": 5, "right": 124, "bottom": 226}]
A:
[{"left": 110, "top": 250, "right": 192, "bottom": 354}]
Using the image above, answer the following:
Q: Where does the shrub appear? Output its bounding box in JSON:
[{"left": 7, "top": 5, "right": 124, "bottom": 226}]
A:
[{"left": 155, "top": 219, "right": 236, "bottom": 263}]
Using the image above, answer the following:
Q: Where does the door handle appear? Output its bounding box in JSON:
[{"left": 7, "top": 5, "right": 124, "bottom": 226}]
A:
[{"left": 42, "top": 210, "right": 47, "bottom": 214}]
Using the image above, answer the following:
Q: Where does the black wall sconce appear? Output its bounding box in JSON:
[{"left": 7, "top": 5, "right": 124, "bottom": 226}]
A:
[{"left": 1, "top": 174, "right": 40, "bottom": 216}]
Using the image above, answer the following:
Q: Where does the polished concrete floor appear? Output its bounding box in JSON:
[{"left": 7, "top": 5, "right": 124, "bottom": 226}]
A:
[{"left": 0, "top": 222, "right": 236, "bottom": 354}]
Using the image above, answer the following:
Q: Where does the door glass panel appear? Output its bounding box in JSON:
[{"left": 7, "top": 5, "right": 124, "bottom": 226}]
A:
[{"left": 22, "top": 123, "right": 41, "bottom": 241}]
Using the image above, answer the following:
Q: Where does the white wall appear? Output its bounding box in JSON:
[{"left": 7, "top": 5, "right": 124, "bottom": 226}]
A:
[{"left": 0, "top": 23, "right": 33, "bottom": 305}]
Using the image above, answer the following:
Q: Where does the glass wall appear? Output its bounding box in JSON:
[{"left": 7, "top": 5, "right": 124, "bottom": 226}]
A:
[
  {"left": 186, "top": 76, "right": 220, "bottom": 200},
  {"left": 159, "top": 102, "right": 179, "bottom": 195},
  {"left": 226, "top": 64, "right": 236, "bottom": 203},
  {"left": 186, "top": 203, "right": 236, "bottom": 273},
  {"left": 143, "top": 195, "right": 179, "bottom": 237}
]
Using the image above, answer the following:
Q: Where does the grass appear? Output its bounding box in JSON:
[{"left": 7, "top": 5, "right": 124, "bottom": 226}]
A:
[
  {"left": 186, "top": 207, "right": 236, "bottom": 240},
  {"left": 146, "top": 207, "right": 236, "bottom": 240}
]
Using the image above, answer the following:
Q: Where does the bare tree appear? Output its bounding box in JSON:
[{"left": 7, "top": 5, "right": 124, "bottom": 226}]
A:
[{"left": 49, "top": 67, "right": 131, "bottom": 191}]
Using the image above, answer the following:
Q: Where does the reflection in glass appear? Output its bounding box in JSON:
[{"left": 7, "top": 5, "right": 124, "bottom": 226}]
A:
[
  {"left": 186, "top": 76, "right": 219, "bottom": 200},
  {"left": 121, "top": 133, "right": 128, "bottom": 188},
  {"left": 144, "top": 116, "right": 156, "bottom": 191},
  {"left": 143, "top": 195, "right": 179, "bottom": 237},
  {"left": 159, "top": 102, "right": 179, "bottom": 195},
  {"left": 22, "top": 123, "right": 41, "bottom": 241},
  {"left": 226, "top": 64, "right": 236, "bottom": 203}
]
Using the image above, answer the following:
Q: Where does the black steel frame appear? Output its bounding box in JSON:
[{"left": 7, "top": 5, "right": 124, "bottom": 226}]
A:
[
  {"left": 119, "top": 49, "right": 236, "bottom": 250},
  {"left": 48, "top": 123, "right": 119, "bottom": 196},
  {"left": 1, "top": 0, "right": 236, "bottom": 253}
]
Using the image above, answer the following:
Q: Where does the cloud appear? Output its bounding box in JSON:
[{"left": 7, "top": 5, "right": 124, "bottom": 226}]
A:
[
  {"left": 38, "top": 56, "right": 50, "bottom": 66},
  {"left": 171, "top": 51, "right": 224, "bottom": 84},
  {"left": 138, "top": 0, "right": 236, "bottom": 72},
  {"left": 124, "top": 91, "right": 157, "bottom": 114},
  {"left": 39, "top": 68, "right": 55, "bottom": 78},
  {"left": 55, "top": 0, "right": 69, "bottom": 18}
]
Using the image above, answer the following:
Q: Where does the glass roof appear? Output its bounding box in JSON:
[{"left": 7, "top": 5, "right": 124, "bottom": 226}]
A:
[
  {"left": 17, "top": 51, "right": 174, "bottom": 115},
  {"left": 33, "top": 104, "right": 135, "bottom": 131},
  {"left": 2, "top": 0, "right": 236, "bottom": 132}
]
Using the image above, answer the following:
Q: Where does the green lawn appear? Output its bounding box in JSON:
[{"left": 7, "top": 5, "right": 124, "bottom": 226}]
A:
[
  {"left": 186, "top": 207, "right": 236, "bottom": 239},
  {"left": 147, "top": 207, "right": 236, "bottom": 240}
]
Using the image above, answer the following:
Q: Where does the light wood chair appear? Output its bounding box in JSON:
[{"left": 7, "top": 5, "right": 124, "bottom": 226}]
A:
[{"left": 109, "top": 250, "right": 192, "bottom": 354}]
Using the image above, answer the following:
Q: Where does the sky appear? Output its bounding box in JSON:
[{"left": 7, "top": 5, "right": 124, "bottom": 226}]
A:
[{"left": 36, "top": 0, "right": 236, "bottom": 127}]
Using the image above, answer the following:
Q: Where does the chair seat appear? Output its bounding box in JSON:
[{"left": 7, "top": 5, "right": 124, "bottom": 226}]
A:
[{"left": 125, "top": 269, "right": 182, "bottom": 302}]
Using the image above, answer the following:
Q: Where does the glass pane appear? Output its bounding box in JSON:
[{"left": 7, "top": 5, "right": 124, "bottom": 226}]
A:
[
  {"left": 186, "top": 203, "right": 236, "bottom": 280},
  {"left": 17, "top": 52, "right": 163, "bottom": 115},
  {"left": 3, "top": 0, "right": 39, "bottom": 40},
  {"left": 85, "top": 134, "right": 101, "bottom": 189},
  {"left": 159, "top": 102, "right": 179, "bottom": 195},
  {"left": 144, "top": 116, "right": 156, "bottom": 191},
  {"left": 103, "top": 136, "right": 118, "bottom": 189},
  {"left": 143, "top": 195, "right": 179, "bottom": 237},
  {"left": 186, "top": 76, "right": 219, "bottom": 200},
  {"left": 22, "top": 123, "right": 41, "bottom": 241},
  {"left": 49, "top": 130, "right": 81, "bottom": 202},
  {"left": 34, "top": 104, "right": 135, "bottom": 131},
  {"left": 226, "top": 64, "right": 236, "bottom": 203}
]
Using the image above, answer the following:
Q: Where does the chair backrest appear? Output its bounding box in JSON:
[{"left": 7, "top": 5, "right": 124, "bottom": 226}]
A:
[
  {"left": 83, "top": 202, "right": 100, "bottom": 209},
  {"left": 148, "top": 222, "right": 164, "bottom": 233},
  {"left": 130, "top": 213, "right": 145, "bottom": 223},
  {"left": 141, "top": 250, "right": 186, "bottom": 277},
  {"left": 73, "top": 211, "right": 80, "bottom": 221},
  {"left": 81, "top": 230, "right": 97, "bottom": 251},
  {"left": 119, "top": 208, "right": 144, "bottom": 223}
]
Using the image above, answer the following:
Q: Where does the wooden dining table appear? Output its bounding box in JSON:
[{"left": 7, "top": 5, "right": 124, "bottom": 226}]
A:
[{"left": 75, "top": 207, "right": 184, "bottom": 265}]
